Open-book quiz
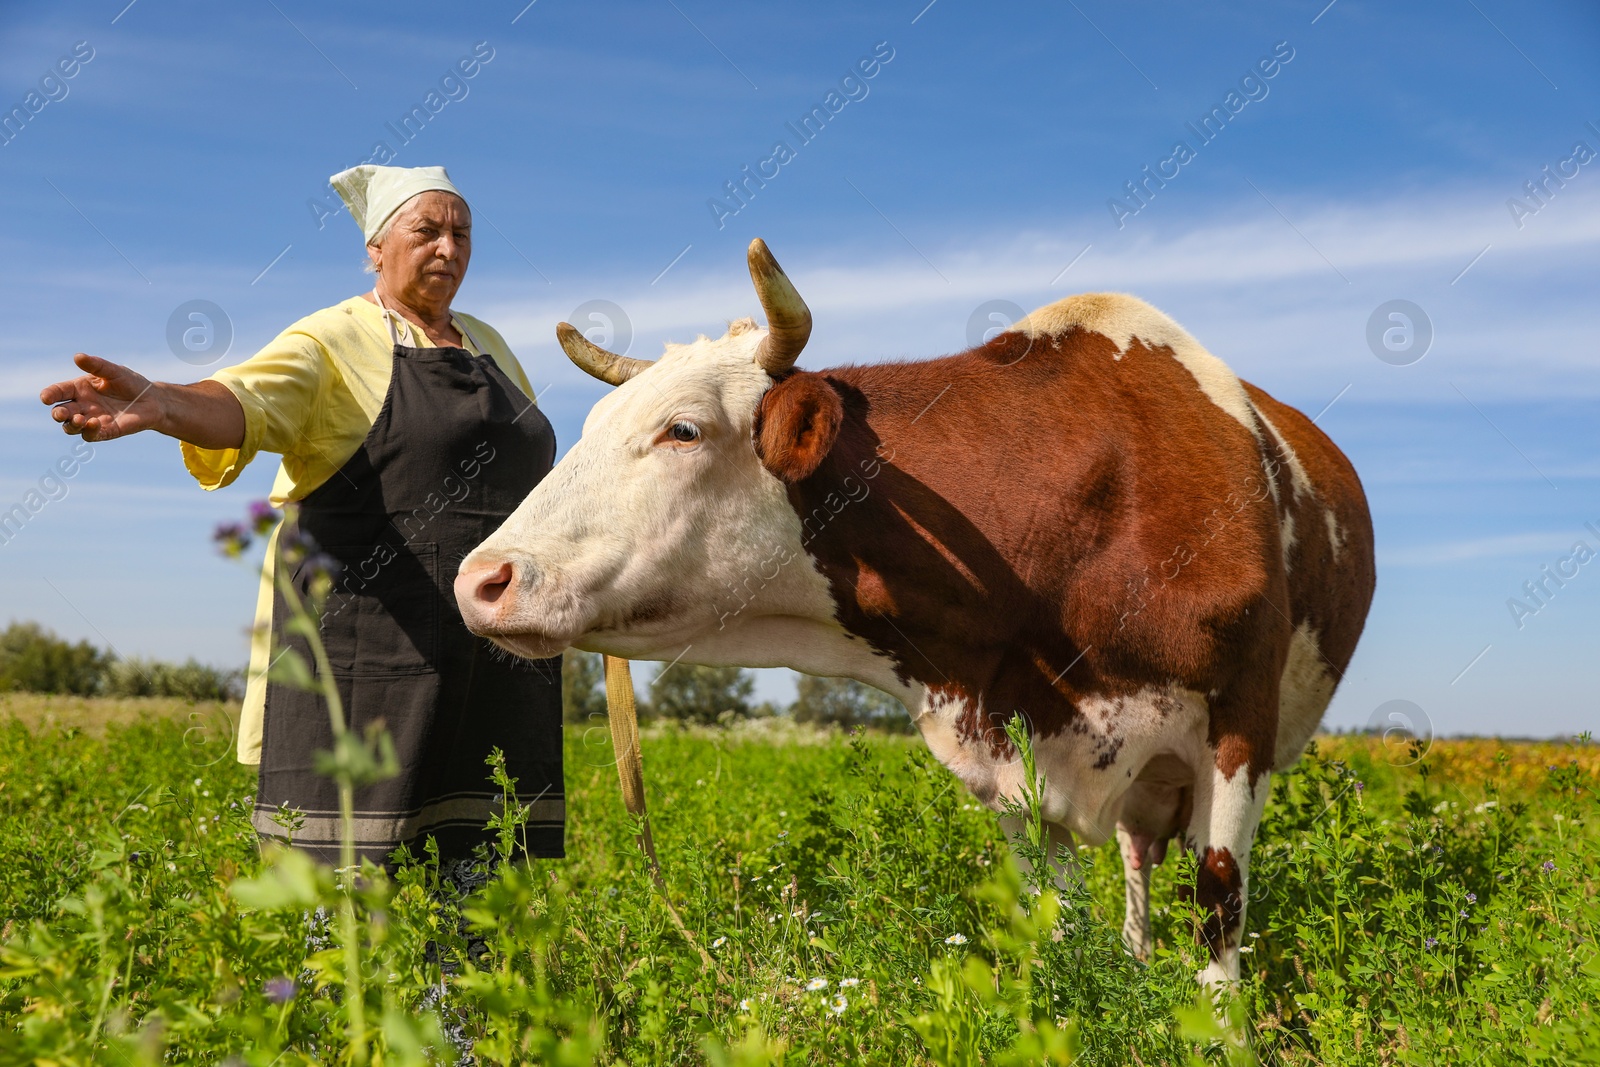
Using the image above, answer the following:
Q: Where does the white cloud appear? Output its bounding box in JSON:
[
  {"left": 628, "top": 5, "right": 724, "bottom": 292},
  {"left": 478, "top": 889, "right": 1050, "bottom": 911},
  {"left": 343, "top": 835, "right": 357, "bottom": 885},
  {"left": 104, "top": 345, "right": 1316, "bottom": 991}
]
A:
[
  {"left": 1378, "top": 530, "right": 1596, "bottom": 567},
  {"left": 467, "top": 182, "right": 1600, "bottom": 398}
]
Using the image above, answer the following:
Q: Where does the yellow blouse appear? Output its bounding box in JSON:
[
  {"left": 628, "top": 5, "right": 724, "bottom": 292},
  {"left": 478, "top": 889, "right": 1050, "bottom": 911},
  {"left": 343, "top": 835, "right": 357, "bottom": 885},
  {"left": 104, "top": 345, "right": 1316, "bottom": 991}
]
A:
[{"left": 182, "top": 295, "right": 536, "bottom": 764}]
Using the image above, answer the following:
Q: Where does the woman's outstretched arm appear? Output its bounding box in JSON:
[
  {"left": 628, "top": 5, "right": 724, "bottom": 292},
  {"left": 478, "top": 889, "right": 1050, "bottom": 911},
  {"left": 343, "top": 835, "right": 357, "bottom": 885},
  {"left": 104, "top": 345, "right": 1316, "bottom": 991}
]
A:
[{"left": 40, "top": 352, "right": 245, "bottom": 449}]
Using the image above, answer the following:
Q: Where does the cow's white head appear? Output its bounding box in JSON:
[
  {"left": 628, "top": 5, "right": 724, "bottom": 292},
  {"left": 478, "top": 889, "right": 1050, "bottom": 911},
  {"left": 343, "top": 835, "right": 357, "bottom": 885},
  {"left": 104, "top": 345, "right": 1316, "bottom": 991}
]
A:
[{"left": 455, "top": 240, "right": 848, "bottom": 667}]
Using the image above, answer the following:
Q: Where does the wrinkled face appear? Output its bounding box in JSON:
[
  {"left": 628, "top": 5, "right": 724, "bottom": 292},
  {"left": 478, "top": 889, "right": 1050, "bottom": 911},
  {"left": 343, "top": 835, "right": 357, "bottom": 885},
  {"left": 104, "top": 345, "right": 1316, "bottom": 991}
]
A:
[
  {"left": 455, "top": 319, "right": 841, "bottom": 662},
  {"left": 368, "top": 191, "right": 471, "bottom": 312}
]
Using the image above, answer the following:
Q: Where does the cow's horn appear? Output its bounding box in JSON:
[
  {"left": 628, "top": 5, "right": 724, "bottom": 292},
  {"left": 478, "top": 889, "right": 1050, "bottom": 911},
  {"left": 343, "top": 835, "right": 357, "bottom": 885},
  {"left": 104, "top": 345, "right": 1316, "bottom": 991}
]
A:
[
  {"left": 556, "top": 322, "right": 653, "bottom": 386},
  {"left": 748, "top": 238, "right": 811, "bottom": 375}
]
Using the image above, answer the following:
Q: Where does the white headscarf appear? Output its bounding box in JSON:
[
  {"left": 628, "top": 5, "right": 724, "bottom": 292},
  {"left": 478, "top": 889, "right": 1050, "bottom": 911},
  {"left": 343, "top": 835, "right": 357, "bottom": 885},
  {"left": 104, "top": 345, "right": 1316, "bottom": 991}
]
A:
[{"left": 329, "top": 164, "right": 465, "bottom": 243}]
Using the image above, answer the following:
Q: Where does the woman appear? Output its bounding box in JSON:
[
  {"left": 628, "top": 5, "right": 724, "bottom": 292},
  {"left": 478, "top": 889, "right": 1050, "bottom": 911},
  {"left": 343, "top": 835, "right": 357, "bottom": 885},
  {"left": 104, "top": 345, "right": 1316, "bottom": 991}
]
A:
[{"left": 39, "top": 164, "right": 564, "bottom": 872}]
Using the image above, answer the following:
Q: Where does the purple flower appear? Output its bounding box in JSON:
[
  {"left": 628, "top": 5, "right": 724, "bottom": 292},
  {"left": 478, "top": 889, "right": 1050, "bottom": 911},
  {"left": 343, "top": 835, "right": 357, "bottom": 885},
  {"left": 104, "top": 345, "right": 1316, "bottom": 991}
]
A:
[
  {"left": 1465, "top": 892, "right": 1476, "bottom": 904},
  {"left": 302, "top": 551, "right": 344, "bottom": 582},
  {"left": 264, "top": 977, "right": 296, "bottom": 1003},
  {"left": 1425, "top": 937, "right": 1438, "bottom": 949},
  {"left": 1354, "top": 781, "right": 1365, "bottom": 794},
  {"left": 1459, "top": 910, "right": 1469, "bottom": 919},
  {"left": 1542, "top": 860, "right": 1556, "bottom": 873},
  {"left": 248, "top": 499, "right": 280, "bottom": 535},
  {"left": 213, "top": 522, "right": 251, "bottom": 558}
]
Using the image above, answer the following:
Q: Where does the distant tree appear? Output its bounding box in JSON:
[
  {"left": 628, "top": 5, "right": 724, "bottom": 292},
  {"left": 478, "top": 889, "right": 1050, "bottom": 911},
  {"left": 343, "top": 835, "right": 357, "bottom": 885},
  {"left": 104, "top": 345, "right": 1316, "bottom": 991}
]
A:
[
  {"left": 101, "top": 657, "right": 242, "bottom": 701},
  {"left": 791, "top": 674, "right": 910, "bottom": 732},
  {"left": 648, "top": 663, "right": 755, "bottom": 724},
  {"left": 0, "top": 622, "right": 108, "bottom": 696},
  {"left": 562, "top": 651, "right": 608, "bottom": 723}
]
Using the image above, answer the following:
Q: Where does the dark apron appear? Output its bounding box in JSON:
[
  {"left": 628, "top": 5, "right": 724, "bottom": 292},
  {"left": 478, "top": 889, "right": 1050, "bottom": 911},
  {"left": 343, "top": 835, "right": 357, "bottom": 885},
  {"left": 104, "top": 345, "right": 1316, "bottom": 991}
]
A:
[{"left": 253, "top": 304, "right": 564, "bottom": 867}]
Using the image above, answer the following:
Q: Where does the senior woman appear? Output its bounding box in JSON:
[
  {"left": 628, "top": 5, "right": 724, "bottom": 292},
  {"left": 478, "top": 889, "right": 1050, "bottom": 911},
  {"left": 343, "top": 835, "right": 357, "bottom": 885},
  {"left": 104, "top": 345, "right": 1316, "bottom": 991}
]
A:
[{"left": 39, "top": 164, "right": 564, "bottom": 872}]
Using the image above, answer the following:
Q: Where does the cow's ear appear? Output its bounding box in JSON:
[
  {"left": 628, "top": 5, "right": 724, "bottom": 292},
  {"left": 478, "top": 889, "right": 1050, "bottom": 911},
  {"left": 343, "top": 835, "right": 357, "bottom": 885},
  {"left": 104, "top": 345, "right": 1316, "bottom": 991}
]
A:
[{"left": 754, "top": 372, "right": 843, "bottom": 483}]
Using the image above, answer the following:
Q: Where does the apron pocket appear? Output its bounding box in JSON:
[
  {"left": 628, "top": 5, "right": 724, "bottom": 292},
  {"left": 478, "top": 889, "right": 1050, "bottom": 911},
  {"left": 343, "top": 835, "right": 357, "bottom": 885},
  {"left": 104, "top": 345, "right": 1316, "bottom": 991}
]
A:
[{"left": 311, "top": 541, "right": 440, "bottom": 676}]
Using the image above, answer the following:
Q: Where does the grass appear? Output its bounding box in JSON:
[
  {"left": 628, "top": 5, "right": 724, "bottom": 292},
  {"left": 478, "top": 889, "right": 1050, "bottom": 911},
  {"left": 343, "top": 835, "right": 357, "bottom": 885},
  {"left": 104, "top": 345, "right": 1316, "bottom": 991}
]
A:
[{"left": 0, "top": 696, "right": 1596, "bottom": 1065}]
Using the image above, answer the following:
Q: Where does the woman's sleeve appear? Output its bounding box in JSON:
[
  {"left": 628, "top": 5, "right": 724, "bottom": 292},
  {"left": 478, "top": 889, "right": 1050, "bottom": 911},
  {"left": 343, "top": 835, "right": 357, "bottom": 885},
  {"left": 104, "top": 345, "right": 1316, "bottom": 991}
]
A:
[
  {"left": 180, "top": 331, "right": 330, "bottom": 490},
  {"left": 472, "top": 318, "right": 537, "bottom": 401}
]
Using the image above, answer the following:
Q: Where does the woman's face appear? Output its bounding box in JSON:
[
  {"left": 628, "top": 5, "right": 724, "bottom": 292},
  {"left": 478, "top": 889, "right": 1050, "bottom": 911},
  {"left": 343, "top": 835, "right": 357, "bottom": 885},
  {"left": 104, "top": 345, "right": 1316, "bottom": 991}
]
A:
[{"left": 369, "top": 191, "right": 472, "bottom": 311}]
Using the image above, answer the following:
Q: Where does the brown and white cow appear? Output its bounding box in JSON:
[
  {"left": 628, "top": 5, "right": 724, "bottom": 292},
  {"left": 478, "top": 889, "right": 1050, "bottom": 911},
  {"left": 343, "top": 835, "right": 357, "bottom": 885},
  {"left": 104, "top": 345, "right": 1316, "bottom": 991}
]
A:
[{"left": 455, "top": 239, "right": 1375, "bottom": 984}]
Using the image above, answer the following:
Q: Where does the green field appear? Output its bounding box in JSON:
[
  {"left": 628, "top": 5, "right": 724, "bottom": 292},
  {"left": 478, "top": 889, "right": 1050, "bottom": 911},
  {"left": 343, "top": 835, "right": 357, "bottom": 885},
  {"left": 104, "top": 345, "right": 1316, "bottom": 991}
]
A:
[{"left": 1, "top": 693, "right": 1596, "bottom": 1065}]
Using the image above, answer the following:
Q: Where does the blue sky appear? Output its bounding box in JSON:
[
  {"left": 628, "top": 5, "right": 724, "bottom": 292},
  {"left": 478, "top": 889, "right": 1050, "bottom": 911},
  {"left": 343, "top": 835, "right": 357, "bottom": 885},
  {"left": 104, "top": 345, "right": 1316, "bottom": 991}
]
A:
[{"left": 1, "top": 0, "right": 1596, "bottom": 738}]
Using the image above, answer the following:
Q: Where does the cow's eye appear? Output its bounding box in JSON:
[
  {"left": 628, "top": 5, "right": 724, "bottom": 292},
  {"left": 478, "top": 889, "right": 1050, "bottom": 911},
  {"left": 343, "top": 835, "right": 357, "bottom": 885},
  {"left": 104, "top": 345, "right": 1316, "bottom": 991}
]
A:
[{"left": 669, "top": 421, "right": 700, "bottom": 443}]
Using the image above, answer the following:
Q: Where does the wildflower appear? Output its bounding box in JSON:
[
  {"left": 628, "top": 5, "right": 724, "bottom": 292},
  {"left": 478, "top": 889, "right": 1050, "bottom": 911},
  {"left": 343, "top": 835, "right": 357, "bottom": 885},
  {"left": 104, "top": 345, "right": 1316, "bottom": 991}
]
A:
[
  {"left": 712, "top": 936, "right": 728, "bottom": 949},
  {"left": 1459, "top": 910, "right": 1469, "bottom": 919},
  {"left": 806, "top": 978, "right": 828, "bottom": 991},
  {"left": 840, "top": 978, "right": 861, "bottom": 988},
  {"left": 1239, "top": 945, "right": 1254, "bottom": 954},
  {"left": 264, "top": 977, "right": 296, "bottom": 1003},
  {"left": 1354, "top": 780, "right": 1365, "bottom": 794},
  {"left": 214, "top": 521, "right": 251, "bottom": 557},
  {"left": 830, "top": 994, "right": 848, "bottom": 1015},
  {"left": 739, "top": 998, "right": 751, "bottom": 1011},
  {"left": 1425, "top": 937, "right": 1438, "bottom": 949},
  {"left": 1465, "top": 892, "right": 1477, "bottom": 904},
  {"left": 248, "top": 500, "right": 279, "bottom": 535},
  {"left": 1542, "top": 860, "right": 1556, "bottom": 873},
  {"left": 944, "top": 933, "right": 968, "bottom": 945}
]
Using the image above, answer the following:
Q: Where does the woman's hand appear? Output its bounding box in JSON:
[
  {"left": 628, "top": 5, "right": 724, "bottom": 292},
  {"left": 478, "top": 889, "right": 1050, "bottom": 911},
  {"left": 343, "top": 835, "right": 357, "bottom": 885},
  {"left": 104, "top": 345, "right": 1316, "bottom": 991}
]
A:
[
  {"left": 40, "top": 353, "right": 246, "bottom": 449},
  {"left": 40, "top": 353, "right": 158, "bottom": 441}
]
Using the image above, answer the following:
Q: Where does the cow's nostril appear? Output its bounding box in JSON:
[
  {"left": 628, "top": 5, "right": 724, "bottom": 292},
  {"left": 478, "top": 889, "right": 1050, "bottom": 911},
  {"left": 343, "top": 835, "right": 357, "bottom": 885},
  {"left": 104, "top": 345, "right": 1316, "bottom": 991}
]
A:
[{"left": 477, "top": 561, "right": 514, "bottom": 604}]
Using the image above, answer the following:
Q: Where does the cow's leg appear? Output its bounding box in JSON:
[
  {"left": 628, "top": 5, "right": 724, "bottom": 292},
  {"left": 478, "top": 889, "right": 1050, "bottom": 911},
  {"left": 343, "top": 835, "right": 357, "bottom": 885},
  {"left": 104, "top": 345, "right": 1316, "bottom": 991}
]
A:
[
  {"left": 999, "top": 815, "right": 1080, "bottom": 892},
  {"left": 1117, "top": 826, "right": 1155, "bottom": 960},
  {"left": 1186, "top": 756, "right": 1271, "bottom": 987}
]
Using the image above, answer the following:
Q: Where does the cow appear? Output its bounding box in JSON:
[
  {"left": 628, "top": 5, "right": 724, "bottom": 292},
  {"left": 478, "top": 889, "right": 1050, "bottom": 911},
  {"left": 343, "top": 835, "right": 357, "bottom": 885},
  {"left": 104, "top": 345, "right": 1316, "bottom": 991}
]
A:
[{"left": 454, "top": 239, "right": 1375, "bottom": 985}]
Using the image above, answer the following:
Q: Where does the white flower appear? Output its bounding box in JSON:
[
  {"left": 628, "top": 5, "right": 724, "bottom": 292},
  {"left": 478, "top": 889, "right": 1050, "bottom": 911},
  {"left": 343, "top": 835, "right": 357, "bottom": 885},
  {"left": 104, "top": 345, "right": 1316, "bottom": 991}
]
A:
[
  {"left": 806, "top": 977, "right": 828, "bottom": 991},
  {"left": 739, "top": 999, "right": 751, "bottom": 1011},
  {"left": 1249, "top": 932, "right": 1260, "bottom": 939},
  {"left": 1239, "top": 945, "right": 1254, "bottom": 954},
  {"left": 830, "top": 994, "right": 848, "bottom": 1014},
  {"left": 944, "top": 933, "right": 968, "bottom": 945},
  {"left": 712, "top": 937, "right": 727, "bottom": 949},
  {"left": 840, "top": 978, "right": 861, "bottom": 988}
]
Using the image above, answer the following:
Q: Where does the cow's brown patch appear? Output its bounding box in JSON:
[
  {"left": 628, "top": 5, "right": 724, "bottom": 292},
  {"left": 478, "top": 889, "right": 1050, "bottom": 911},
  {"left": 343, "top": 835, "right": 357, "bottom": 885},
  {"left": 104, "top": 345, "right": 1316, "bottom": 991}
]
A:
[
  {"left": 766, "top": 326, "right": 1362, "bottom": 771},
  {"left": 1193, "top": 845, "right": 1244, "bottom": 960},
  {"left": 1243, "top": 383, "right": 1376, "bottom": 693}
]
